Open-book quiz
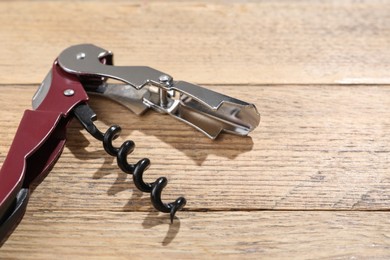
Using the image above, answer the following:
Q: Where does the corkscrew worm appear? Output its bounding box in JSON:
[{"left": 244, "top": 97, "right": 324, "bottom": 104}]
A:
[{"left": 74, "top": 104, "right": 186, "bottom": 223}]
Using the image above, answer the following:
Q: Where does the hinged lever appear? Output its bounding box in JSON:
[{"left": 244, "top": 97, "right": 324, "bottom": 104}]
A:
[{"left": 58, "top": 44, "right": 260, "bottom": 139}]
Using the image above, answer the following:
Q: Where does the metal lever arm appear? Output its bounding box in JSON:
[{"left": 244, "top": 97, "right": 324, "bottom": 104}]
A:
[{"left": 58, "top": 44, "right": 260, "bottom": 139}]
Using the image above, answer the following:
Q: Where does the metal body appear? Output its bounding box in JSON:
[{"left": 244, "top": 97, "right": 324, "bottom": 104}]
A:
[
  {"left": 0, "top": 44, "right": 260, "bottom": 245},
  {"left": 58, "top": 44, "right": 260, "bottom": 139}
]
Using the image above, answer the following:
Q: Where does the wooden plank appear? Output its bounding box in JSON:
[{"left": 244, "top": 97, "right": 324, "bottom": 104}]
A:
[
  {"left": 0, "top": 0, "right": 389, "bottom": 257},
  {"left": 1, "top": 210, "right": 390, "bottom": 259},
  {"left": 0, "top": 84, "right": 389, "bottom": 212},
  {"left": 0, "top": 1, "right": 390, "bottom": 84}
]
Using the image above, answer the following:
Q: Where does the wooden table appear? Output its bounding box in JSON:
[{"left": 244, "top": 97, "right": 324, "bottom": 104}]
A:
[{"left": 1, "top": 0, "right": 390, "bottom": 258}]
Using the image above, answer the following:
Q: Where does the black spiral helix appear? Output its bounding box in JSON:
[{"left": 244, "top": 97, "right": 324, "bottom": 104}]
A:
[{"left": 73, "top": 104, "right": 186, "bottom": 222}]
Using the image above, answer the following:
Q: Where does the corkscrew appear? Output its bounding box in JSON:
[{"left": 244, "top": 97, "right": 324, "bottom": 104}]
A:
[
  {"left": 0, "top": 44, "right": 260, "bottom": 245},
  {"left": 72, "top": 104, "right": 186, "bottom": 222}
]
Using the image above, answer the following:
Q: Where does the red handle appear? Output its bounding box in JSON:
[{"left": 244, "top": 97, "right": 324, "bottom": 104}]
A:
[
  {"left": 0, "top": 62, "right": 89, "bottom": 240},
  {"left": 0, "top": 110, "right": 65, "bottom": 217}
]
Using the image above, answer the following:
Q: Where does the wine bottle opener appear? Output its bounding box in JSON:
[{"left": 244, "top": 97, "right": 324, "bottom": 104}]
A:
[{"left": 0, "top": 44, "right": 260, "bottom": 244}]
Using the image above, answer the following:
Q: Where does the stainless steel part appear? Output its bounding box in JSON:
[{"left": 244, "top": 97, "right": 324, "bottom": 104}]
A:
[
  {"left": 58, "top": 44, "right": 260, "bottom": 139},
  {"left": 32, "top": 70, "right": 52, "bottom": 110}
]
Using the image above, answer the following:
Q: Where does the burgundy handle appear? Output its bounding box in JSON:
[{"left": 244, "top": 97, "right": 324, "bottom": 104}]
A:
[
  {"left": 0, "top": 62, "right": 89, "bottom": 242},
  {"left": 0, "top": 110, "right": 66, "bottom": 214}
]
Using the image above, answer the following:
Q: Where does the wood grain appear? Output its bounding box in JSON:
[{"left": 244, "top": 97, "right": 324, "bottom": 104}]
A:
[
  {"left": 1, "top": 211, "right": 390, "bottom": 259},
  {"left": 0, "top": 1, "right": 389, "bottom": 84},
  {"left": 0, "top": 85, "right": 389, "bottom": 213},
  {"left": 1, "top": 0, "right": 390, "bottom": 258}
]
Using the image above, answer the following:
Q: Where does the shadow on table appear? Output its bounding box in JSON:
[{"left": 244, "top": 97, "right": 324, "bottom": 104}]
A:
[
  {"left": 87, "top": 96, "right": 254, "bottom": 164},
  {"left": 65, "top": 97, "right": 255, "bottom": 244}
]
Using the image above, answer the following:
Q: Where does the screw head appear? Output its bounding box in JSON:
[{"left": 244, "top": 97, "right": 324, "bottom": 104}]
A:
[
  {"left": 76, "top": 52, "right": 86, "bottom": 60},
  {"left": 159, "top": 74, "right": 172, "bottom": 83},
  {"left": 63, "top": 89, "right": 75, "bottom": 96}
]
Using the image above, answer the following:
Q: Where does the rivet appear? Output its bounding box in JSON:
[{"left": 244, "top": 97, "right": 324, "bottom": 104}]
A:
[
  {"left": 64, "top": 89, "right": 75, "bottom": 96},
  {"left": 159, "top": 74, "right": 171, "bottom": 83},
  {"left": 76, "top": 52, "right": 86, "bottom": 60}
]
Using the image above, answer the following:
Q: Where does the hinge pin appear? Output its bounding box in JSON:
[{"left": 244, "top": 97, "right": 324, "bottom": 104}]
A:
[
  {"left": 63, "top": 89, "right": 75, "bottom": 96},
  {"left": 158, "top": 74, "right": 172, "bottom": 108}
]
